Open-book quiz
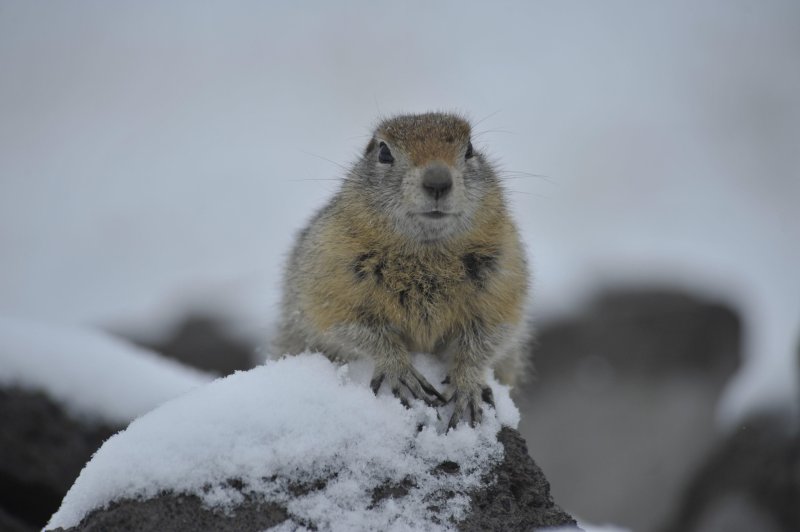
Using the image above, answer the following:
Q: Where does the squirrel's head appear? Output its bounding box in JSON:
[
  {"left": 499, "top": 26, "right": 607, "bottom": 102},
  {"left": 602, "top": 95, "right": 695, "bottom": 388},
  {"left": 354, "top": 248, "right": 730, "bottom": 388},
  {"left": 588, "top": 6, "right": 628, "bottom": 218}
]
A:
[{"left": 350, "top": 112, "right": 502, "bottom": 243}]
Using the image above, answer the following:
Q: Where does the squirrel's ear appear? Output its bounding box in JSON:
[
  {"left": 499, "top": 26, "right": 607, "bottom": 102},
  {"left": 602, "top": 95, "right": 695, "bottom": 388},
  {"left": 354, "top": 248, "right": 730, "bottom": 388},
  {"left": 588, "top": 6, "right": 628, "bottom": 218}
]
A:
[{"left": 364, "top": 138, "right": 376, "bottom": 156}]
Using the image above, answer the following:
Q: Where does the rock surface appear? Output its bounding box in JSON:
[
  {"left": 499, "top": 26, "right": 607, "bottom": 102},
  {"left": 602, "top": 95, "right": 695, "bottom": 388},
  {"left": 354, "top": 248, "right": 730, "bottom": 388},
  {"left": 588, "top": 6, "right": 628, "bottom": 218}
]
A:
[
  {"left": 460, "top": 428, "right": 577, "bottom": 531},
  {"left": 517, "top": 288, "right": 742, "bottom": 532},
  {"left": 662, "top": 412, "right": 800, "bottom": 532},
  {"left": 0, "top": 387, "right": 118, "bottom": 531},
  {"left": 48, "top": 494, "right": 289, "bottom": 532},
  {"left": 131, "top": 314, "right": 256, "bottom": 376},
  {"left": 48, "top": 428, "right": 576, "bottom": 532},
  {"left": 531, "top": 289, "right": 741, "bottom": 382},
  {"left": 0, "top": 507, "right": 34, "bottom": 532}
]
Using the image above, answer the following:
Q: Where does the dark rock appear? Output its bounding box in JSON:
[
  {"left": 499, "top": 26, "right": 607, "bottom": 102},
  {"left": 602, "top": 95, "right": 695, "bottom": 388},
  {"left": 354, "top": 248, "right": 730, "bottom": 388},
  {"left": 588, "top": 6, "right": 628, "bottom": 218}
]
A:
[
  {"left": 433, "top": 460, "right": 461, "bottom": 476},
  {"left": 459, "top": 427, "right": 578, "bottom": 531},
  {"left": 517, "top": 287, "right": 742, "bottom": 532},
  {"left": 48, "top": 493, "right": 289, "bottom": 532},
  {"left": 370, "top": 476, "right": 415, "bottom": 507},
  {"left": 132, "top": 314, "right": 256, "bottom": 376},
  {"left": 0, "top": 506, "right": 35, "bottom": 532},
  {"left": 47, "top": 428, "right": 577, "bottom": 531},
  {"left": 532, "top": 288, "right": 741, "bottom": 382},
  {"left": 662, "top": 412, "right": 800, "bottom": 532},
  {"left": 0, "top": 387, "right": 117, "bottom": 531}
]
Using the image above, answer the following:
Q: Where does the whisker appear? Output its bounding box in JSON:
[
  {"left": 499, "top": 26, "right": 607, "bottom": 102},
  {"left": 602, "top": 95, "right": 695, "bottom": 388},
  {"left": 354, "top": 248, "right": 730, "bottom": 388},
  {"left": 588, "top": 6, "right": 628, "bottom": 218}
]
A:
[
  {"left": 472, "top": 110, "right": 502, "bottom": 129},
  {"left": 346, "top": 134, "right": 372, "bottom": 141},
  {"left": 300, "top": 150, "right": 373, "bottom": 182},
  {"left": 301, "top": 150, "right": 352, "bottom": 173},
  {"left": 500, "top": 170, "right": 551, "bottom": 177},
  {"left": 507, "top": 190, "right": 547, "bottom": 198},
  {"left": 473, "top": 128, "right": 517, "bottom": 139},
  {"left": 497, "top": 170, "right": 558, "bottom": 186},
  {"left": 284, "top": 178, "right": 345, "bottom": 182}
]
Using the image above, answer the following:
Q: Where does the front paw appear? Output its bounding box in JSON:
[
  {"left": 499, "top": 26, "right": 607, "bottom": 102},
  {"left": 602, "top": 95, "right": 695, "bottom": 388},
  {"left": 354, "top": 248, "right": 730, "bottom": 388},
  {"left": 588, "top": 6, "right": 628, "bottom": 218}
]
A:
[
  {"left": 370, "top": 363, "right": 445, "bottom": 408},
  {"left": 445, "top": 381, "right": 495, "bottom": 430}
]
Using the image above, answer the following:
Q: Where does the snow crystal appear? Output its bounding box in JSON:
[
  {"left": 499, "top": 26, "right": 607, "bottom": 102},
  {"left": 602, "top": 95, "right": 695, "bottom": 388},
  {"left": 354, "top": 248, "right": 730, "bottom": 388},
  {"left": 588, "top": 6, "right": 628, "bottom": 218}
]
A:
[
  {"left": 0, "top": 316, "right": 213, "bottom": 425},
  {"left": 47, "top": 353, "right": 520, "bottom": 531}
]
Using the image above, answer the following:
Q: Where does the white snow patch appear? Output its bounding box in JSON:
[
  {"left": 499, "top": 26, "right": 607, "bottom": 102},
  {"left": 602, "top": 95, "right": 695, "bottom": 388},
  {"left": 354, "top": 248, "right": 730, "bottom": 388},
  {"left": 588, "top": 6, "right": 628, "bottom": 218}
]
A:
[
  {"left": 0, "top": 316, "right": 213, "bottom": 425},
  {"left": 47, "top": 353, "right": 519, "bottom": 531}
]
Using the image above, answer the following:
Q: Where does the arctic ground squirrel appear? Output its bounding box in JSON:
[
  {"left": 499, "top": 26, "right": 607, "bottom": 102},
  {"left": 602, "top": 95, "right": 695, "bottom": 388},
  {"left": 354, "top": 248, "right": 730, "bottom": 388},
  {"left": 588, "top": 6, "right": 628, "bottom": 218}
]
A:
[{"left": 276, "top": 112, "right": 530, "bottom": 428}]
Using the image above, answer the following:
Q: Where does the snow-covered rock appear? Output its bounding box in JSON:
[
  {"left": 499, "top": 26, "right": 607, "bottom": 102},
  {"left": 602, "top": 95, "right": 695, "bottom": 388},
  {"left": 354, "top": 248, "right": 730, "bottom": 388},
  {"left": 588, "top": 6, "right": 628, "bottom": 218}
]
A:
[
  {"left": 0, "top": 317, "right": 215, "bottom": 530},
  {"left": 0, "top": 316, "right": 214, "bottom": 425},
  {"left": 46, "top": 353, "right": 576, "bottom": 531}
]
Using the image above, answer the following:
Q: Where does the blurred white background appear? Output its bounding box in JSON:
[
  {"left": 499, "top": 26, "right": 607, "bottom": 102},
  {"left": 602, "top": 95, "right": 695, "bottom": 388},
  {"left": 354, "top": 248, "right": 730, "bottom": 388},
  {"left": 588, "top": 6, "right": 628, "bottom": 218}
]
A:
[{"left": 1, "top": 0, "right": 798, "bottom": 429}]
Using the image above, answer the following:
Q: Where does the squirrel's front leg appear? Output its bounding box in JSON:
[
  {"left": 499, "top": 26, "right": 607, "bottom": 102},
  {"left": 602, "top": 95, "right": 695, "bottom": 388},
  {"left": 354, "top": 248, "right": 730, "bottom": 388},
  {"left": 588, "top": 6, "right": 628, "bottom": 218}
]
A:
[
  {"left": 445, "top": 320, "right": 507, "bottom": 429},
  {"left": 327, "top": 321, "right": 445, "bottom": 407}
]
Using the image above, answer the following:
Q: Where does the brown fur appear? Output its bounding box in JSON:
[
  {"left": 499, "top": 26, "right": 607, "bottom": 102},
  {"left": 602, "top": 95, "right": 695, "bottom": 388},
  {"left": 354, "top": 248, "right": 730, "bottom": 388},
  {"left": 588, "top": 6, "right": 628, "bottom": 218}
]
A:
[
  {"left": 377, "top": 113, "right": 471, "bottom": 166},
  {"left": 302, "top": 191, "right": 526, "bottom": 360}
]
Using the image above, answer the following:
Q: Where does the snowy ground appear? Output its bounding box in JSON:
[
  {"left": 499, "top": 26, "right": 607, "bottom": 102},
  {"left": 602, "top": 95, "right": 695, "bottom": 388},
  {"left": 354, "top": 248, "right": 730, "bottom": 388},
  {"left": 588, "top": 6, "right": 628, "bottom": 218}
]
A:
[
  {"left": 47, "top": 352, "right": 519, "bottom": 531},
  {"left": 0, "top": 316, "right": 213, "bottom": 425},
  {"left": 0, "top": 1, "right": 797, "bottom": 439}
]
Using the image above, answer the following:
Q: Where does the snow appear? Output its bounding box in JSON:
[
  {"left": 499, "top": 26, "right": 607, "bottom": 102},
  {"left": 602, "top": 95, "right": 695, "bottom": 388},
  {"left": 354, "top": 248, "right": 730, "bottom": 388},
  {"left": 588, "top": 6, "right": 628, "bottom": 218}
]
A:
[
  {"left": 0, "top": 2, "right": 798, "bottom": 432},
  {"left": 47, "top": 353, "right": 519, "bottom": 531},
  {"left": 0, "top": 316, "right": 213, "bottom": 425}
]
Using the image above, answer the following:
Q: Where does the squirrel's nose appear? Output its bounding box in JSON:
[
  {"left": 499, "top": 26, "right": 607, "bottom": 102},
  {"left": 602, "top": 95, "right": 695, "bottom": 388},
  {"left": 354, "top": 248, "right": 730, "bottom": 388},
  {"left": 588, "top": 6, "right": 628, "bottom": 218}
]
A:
[{"left": 421, "top": 163, "right": 453, "bottom": 200}]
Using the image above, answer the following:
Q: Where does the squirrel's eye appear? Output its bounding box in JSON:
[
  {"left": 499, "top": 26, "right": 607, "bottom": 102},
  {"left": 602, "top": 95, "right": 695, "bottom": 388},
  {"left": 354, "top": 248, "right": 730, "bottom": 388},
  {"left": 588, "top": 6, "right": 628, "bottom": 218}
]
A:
[
  {"left": 465, "top": 141, "right": 474, "bottom": 160},
  {"left": 378, "top": 142, "right": 394, "bottom": 164}
]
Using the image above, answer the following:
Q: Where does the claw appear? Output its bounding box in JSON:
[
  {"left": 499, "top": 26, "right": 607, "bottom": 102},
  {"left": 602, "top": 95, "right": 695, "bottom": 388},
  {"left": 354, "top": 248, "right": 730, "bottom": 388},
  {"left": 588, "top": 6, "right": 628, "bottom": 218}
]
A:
[
  {"left": 400, "top": 377, "right": 442, "bottom": 407},
  {"left": 446, "top": 391, "right": 468, "bottom": 430},
  {"left": 370, "top": 365, "right": 444, "bottom": 408},
  {"left": 408, "top": 368, "right": 446, "bottom": 405},
  {"left": 447, "top": 411, "right": 460, "bottom": 431},
  {"left": 481, "top": 386, "right": 495, "bottom": 408},
  {"left": 370, "top": 374, "right": 385, "bottom": 395},
  {"left": 469, "top": 400, "right": 482, "bottom": 426},
  {"left": 446, "top": 386, "right": 485, "bottom": 431},
  {"left": 392, "top": 386, "right": 411, "bottom": 408},
  {"left": 418, "top": 379, "right": 446, "bottom": 404}
]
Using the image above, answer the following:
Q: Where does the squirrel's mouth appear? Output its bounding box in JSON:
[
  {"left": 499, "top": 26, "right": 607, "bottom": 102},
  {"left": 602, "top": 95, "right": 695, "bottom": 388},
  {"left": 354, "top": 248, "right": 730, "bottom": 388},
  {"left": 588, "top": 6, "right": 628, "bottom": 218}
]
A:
[{"left": 420, "top": 211, "right": 451, "bottom": 219}]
